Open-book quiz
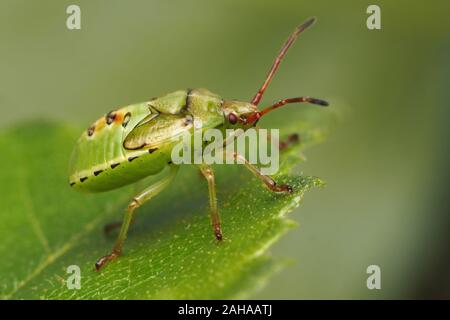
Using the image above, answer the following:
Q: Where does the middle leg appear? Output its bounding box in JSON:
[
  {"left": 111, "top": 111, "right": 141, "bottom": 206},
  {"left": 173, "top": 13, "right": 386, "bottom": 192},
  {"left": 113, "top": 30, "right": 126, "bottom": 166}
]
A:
[{"left": 198, "top": 164, "right": 223, "bottom": 241}]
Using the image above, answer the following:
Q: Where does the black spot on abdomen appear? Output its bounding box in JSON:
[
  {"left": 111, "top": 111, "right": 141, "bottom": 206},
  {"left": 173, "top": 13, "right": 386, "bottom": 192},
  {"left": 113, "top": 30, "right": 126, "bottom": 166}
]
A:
[
  {"left": 122, "top": 112, "right": 131, "bottom": 128},
  {"left": 87, "top": 124, "right": 95, "bottom": 137},
  {"left": 106, "top": 111, "right": 116, "bottom": 125}
]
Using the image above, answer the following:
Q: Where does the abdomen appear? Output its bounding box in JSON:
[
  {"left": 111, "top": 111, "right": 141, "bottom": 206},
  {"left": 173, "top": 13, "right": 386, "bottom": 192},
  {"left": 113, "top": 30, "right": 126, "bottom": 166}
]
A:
[{"left": 68, "top": 102, "right": 169, "bottom": 193}]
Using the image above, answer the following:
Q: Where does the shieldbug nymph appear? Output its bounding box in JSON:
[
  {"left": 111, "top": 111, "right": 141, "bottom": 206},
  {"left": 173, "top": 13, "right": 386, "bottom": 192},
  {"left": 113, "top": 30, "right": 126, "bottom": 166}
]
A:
[{"left": 68, "top": 17, "right": 329, "bottom": 271}]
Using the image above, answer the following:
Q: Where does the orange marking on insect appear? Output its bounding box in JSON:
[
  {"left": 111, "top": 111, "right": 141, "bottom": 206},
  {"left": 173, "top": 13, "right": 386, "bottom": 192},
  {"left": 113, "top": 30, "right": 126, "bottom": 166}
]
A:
[
  {"left": 114, "top": 112, "right": 124, "bottom": 124},
  {"left": 95, "top": 117, "right": 106, "bottom": 132}
]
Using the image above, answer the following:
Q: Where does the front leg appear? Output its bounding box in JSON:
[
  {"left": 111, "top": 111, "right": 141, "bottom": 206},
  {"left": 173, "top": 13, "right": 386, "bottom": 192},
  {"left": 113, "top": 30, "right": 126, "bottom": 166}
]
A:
[
  {"left": 279, "top": 133, "right": 300, "bottom": 151},
  {"left": 255, "top": 125, "right": 300, "bottom": 151},
  {"left": 228, "top": 151, "right": 293, "bottom": 193}
]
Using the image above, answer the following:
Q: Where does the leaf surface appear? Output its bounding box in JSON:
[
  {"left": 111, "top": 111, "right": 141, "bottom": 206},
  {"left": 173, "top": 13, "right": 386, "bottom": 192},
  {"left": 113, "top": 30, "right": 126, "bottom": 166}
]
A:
[{"left": 0, "top": 111, "right": 331, "bottom": 299}]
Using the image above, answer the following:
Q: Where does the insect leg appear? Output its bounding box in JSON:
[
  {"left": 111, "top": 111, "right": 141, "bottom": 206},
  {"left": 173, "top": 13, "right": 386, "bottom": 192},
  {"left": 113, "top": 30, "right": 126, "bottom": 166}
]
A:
[
  {"left": 198, "top": 164, "right": 223, "bottom": 241},
  {"left": 254, "top": 125, "right": 300, "bottom": 151},
  {"left": 104, "top": 221, "right": 123, "bottom": 235},
  {"left": 279, "top": 133, "right": 300, "bottom": 151},
  {"left": 95, "top": 165, "right": 179, "bottom": 271},
  {"left": 103, "top": 181, "right": 146, "bottom": 235},
  {"left": 227, "top": 151, "right": 293, "bottom": 193}
]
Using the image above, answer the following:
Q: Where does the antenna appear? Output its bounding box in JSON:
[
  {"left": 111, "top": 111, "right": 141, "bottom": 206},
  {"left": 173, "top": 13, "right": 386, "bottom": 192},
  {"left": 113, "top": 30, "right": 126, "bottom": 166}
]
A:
[{"left": 250, "top": 17, "right": 316, "bottom": 106}]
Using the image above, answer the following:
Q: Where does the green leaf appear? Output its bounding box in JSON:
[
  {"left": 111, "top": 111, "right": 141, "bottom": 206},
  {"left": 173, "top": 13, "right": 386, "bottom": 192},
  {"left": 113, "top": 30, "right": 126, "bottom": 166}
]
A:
[{"left": 0, "top": 111, "right": 331, "bottom": 299}]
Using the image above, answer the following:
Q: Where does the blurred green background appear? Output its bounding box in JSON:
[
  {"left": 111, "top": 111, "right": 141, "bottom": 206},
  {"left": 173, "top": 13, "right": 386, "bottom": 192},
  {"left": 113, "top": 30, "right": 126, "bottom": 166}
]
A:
[{"left": 0, "top": 0, "right": 449, "bottom": 299}]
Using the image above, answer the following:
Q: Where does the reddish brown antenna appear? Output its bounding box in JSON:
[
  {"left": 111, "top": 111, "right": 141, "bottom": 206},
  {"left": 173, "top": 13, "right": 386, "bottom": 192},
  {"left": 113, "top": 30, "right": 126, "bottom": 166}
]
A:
[{"left": 250, "top": 17, "right": 316, "bottom": 106}]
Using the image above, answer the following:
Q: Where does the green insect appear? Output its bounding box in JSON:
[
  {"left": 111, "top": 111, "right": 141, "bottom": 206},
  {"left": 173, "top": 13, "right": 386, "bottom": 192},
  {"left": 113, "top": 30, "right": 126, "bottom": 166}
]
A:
[{"left": 69, "top": 17, "right": 329, "bottom": 270}]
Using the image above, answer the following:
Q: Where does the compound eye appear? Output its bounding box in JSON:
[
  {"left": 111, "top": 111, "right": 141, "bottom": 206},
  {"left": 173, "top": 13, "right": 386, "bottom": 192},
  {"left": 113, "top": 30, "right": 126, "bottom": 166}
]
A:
[{"left": 228, "top": 113, "right": 238, "bottom": 125}]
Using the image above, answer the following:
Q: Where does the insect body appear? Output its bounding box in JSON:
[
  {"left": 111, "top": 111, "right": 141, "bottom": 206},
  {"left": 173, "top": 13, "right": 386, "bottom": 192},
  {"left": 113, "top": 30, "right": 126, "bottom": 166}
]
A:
[
  {"left": 69, "top": 18, "right": 329, "bottom": 270},
  {"left": 69, "top": 89, "right": 227, "bottom": 192}
]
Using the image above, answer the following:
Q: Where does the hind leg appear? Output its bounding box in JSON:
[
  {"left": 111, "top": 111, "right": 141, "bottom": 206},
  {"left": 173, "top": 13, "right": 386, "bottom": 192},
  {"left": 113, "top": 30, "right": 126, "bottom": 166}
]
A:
[{"left": 95, "top": 165, "right": 179, "bottom": 271}]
